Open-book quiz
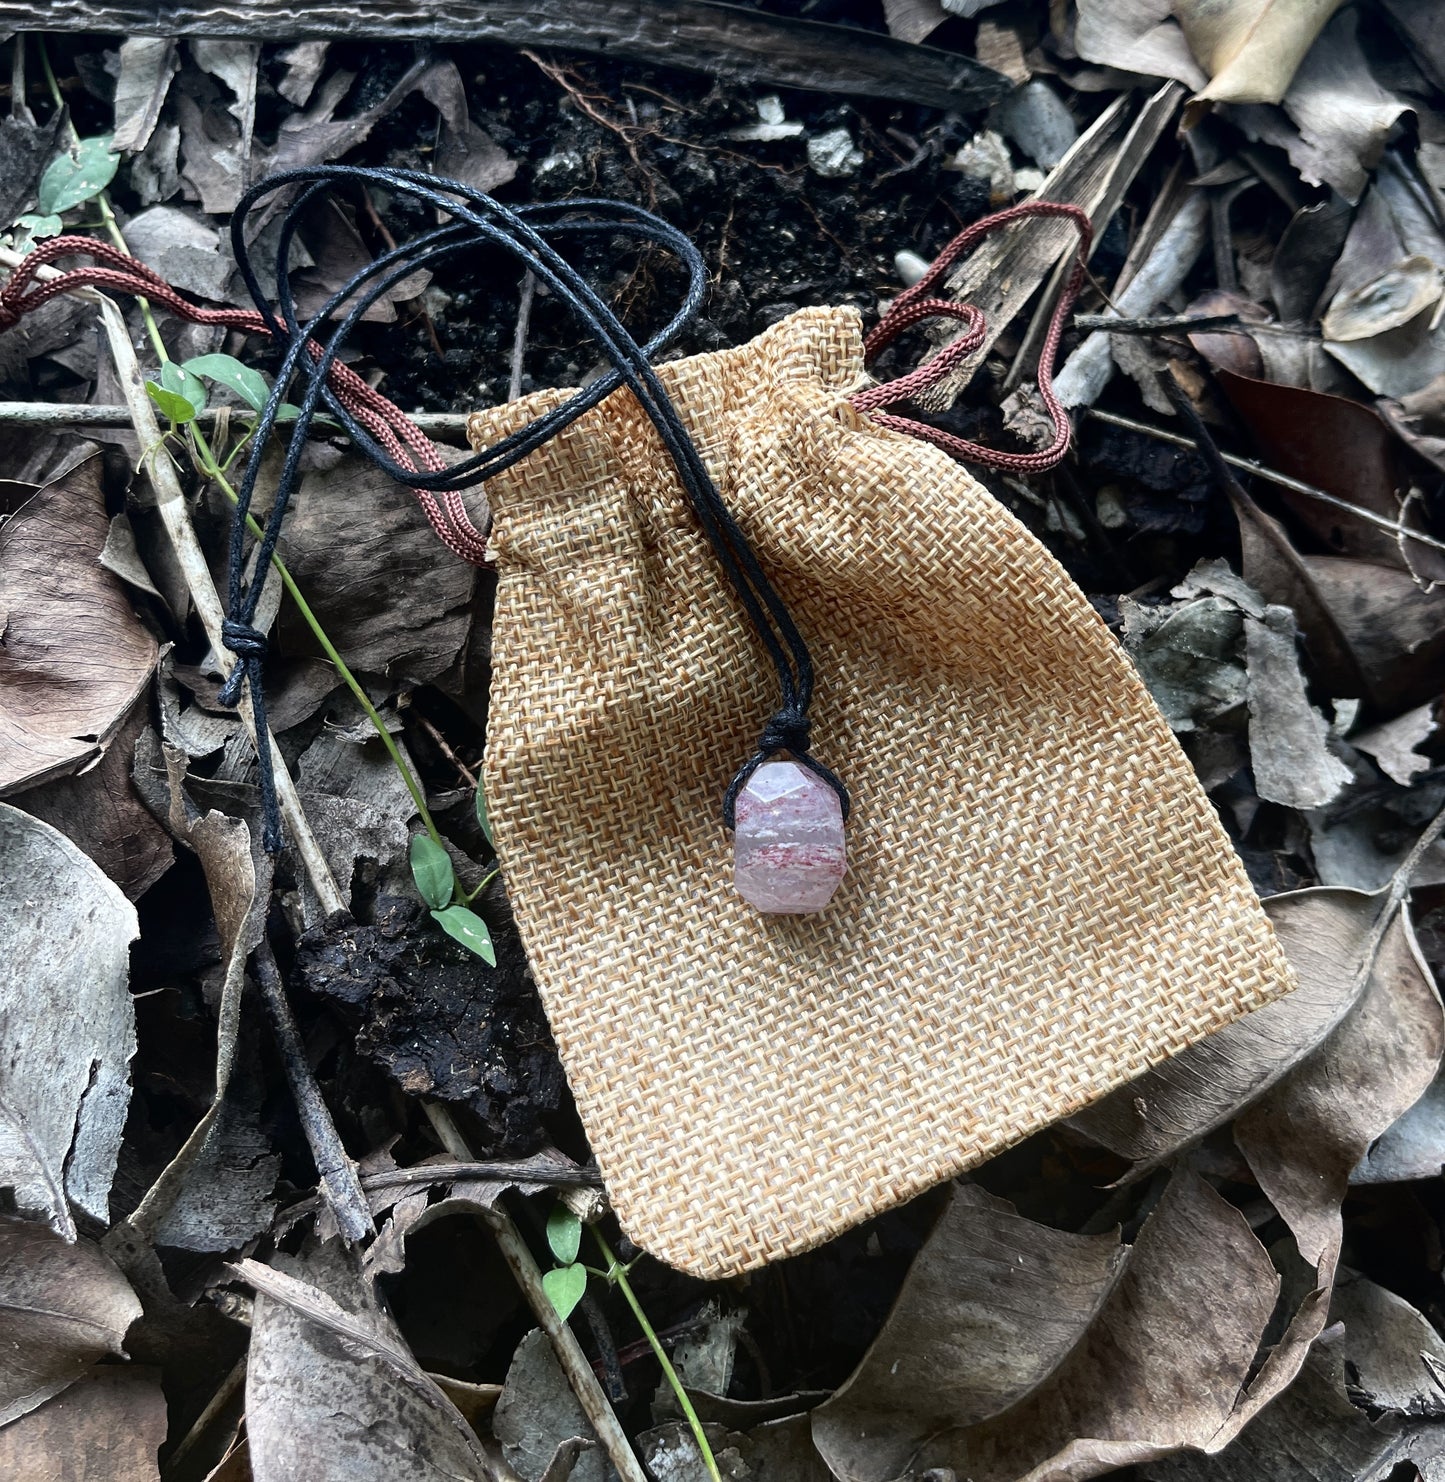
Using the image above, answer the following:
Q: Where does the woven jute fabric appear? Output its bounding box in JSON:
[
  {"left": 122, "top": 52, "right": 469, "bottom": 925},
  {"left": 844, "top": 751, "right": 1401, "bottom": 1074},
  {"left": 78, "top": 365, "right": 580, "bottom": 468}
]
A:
[{"left": 469, "top": 305, "right": 1296, "bottom": 1280}]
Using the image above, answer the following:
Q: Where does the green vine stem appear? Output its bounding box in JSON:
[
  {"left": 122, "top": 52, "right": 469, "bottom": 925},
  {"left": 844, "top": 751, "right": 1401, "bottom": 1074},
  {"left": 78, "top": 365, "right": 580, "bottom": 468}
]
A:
[
  {"left": 188, "top": 421, "right": 445, "bottom": 848},
  {"left": 35, "top": 35, "right": 169, "bottom": 364},
  {"left": 591, "top": 1226, "right": 724, "bottom": 1482}
]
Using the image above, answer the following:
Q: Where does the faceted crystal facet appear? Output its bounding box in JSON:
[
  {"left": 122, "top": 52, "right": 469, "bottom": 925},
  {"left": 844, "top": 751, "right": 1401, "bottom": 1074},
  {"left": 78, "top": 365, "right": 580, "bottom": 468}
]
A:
[{"left": 733, "top": 760, "right": 847, "bottom": 913}]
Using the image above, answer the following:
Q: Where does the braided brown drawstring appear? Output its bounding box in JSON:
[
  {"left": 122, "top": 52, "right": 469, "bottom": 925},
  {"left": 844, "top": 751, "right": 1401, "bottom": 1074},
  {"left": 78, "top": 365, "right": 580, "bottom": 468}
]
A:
[
  {"left": 0, "top": 235, "right": 490, "bottom": 566},
  {"left": 849, "top": 200, "right": 1092, "bottom": 473}
]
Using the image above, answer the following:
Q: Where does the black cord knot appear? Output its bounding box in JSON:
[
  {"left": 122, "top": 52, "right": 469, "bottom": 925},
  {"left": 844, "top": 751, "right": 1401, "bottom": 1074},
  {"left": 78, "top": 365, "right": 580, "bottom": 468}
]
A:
[
  {"left": 217, "top": 619, "right": 268, "bottom": 706},
  {"left": 759, "top": 707, "right": 811, "bottom": 757},
  {"left": 222, "top": 619, "right": 269, "bottom": 660}
]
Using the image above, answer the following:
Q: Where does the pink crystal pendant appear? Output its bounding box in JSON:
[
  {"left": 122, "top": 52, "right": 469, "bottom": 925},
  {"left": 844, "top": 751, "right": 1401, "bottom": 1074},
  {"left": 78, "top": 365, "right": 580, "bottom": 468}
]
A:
[{"left": 733, "top": 760, "right": 847, "bottom": 914}]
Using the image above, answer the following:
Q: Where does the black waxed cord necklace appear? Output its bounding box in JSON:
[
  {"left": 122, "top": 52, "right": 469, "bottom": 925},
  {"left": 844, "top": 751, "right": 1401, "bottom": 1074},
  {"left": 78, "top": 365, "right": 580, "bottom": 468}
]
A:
[{"left": 220, "top": 166, "right": 847, "bottom": 851}]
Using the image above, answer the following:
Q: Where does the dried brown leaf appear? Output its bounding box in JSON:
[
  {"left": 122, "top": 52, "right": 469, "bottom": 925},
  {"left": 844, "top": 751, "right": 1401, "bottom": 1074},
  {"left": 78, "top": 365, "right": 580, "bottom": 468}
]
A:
[
  {"left": 0, "top": 1218, "right": 142, "bottom": 1426},
  {"left": 1230, "top": 482, "right": 1445, "bottom": 712},
  {"left": 1225, "top": 8, "right": 1412, "bottom": 202},
  {"left": 1137, "top": 1345, "right": 1402, "bottom": 1482},
  {"left": 1351, "top": 702, "right": 1437, "bottom": 786},
  {"left": 1330, "top": 1271, "right": 1445, "bottom": 1418},
  {"left": 118, "top": 800, "right": 276, "bottom": 1254},
  {"left": 1075, "top": 0, "right": 1205, "bottom": 88},
  {"left": 16, "top": 686, "right": 173, "bottom": 900},
  {"left": 275, "top": 453, "right": 478, "bottom": 683},
  {"left": 832, "top": 1172, "right": 1279, "bottom": 1480},
  {"left": 1069, "top": 887, "right": 1379, "bottom": 1172},
  {"left": 494, "top": 1328, "right": 608, "bottom": 1482},
  {"left": 1215, "top": 369, "right": 1412, "bottom": 569},
  {"left": 811, "top": 1184, "right": 1127, "bottom": 1481},
  {"left": 1235, "top": 907, "right": 1443, "bottom": 1268},
  {"left": 0, "top": 803, "right": 138, "bottom": 1237},
  {"left": 276, "top": 41, "right": 330, "bottom": 108},
  {"left": 1180, "top": 0, "right": 1345, "bottom": 108},
  {"left": 881, "top": 0, "right": 948, "bottom": 45},
  {"left": 0, "top": 1367, "right": 166, "bottom": 1482},
  {"left": 239, "top": 1250, "right": 492, "bottom": 1482},
  {"left": 0, "top": 459, "right": 158, "bottom": 796},
  {"left": 1243, "top": 606, "right": 1352, "bottom": 810},
  {"left": 111, "top": 38, "right": 178, "bottom": 154}
]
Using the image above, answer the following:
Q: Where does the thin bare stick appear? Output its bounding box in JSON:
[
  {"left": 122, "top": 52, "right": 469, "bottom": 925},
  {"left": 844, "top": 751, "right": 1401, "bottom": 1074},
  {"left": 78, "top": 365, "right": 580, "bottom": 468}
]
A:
[
  {"left": 252, "top": 939, "right": 373, "bottom": 1243},
  {"left": 508, "top": 270, "right": 538, "bottom": 403},
  {"left": 1085, "top": 406, "right": 1445, "bottom": 560},
  {"left": 94, "top": 298, "right": 346, "bottom": 913},
  {"left": 422, "top": 1104, "right": 649, "bottom": 1482}
]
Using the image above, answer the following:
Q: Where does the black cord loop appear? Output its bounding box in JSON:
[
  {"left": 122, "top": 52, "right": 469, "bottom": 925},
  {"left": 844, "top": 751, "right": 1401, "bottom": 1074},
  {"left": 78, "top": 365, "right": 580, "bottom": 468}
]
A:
[{"left": 219, "top": 166, "right": 847, "bottom": 850}]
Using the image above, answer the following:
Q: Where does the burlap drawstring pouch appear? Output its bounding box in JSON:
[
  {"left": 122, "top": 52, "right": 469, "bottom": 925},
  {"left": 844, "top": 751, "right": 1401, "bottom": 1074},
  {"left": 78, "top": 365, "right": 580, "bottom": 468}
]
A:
[
  {"left": 0, "top": 178, "right": 1297, "bottom": 1279},
  {"left": 471, "top": 253, "right": 1297, "bottom": 1276}
]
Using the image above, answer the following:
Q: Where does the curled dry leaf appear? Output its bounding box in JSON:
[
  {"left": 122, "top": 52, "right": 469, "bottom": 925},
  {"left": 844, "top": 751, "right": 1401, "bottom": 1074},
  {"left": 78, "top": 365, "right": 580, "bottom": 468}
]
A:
[
  {"left": 1322, "top": 255, "right": 1445, "bottom": 343},
  {"left": 116, "top": 791, "right": 277, "bottom": 1255},
  {"left": 1230, "top": 481, "right": 1445, "bottom": 713},
  {"left": 1180, "top": 0, "right": 1345, "bottom": 110},
  {"left": 1074, "top": 0, "right": 1205, "bottom": 91},
  {"left": 1235, "top": 905, "right": 1444, "bottom": 1269},
  {"left": 816, "top": 1171, "right": 1278, "bottom": 1480},
  {"left": 0, "top": 1367, "right": 166, "bottom": 1482},
  {"left": 1136, "top": 1344, "right": 1403, "bottom": 1482},
  {"left": 0, "top": 1218, "right": 143, "bottom": 1427},
  {"left": 1225, "top": 8, "right": 1413, "bottom": 204},
  {"left": 811, "top": 1183, "right": 1127, "bottom": 1481},
  {"left": 1069, "top": 887, "right": 1377, "bottom": 1173},
  {"left": 0, "top": 802, "right": 138, "bottom": 1237},
  {"left": 238, "top": 1249, "right": 493, "bottom": 1482},
  {"left": 1351, "top": 702, "right": 1437, "bottom": 786},
  {"left": 0, "top": 459, "right": 158, "bottom": 795},
  {"left": 1330, "top": 1271, "right": 1445, "bottom": 1418}
]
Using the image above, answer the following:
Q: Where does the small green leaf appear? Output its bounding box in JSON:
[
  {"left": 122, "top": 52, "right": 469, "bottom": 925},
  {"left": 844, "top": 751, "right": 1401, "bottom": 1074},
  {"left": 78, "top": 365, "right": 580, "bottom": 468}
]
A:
[
  {"left": 182, "top": 353, "right": 273, "bottom": 414},
  {"left": 546, "top": 1204, "right": 582, "bottom": 1265},
  {"left": 159, "top": 359, "right": 207, "bottom": 417},
  {"left": 14, "top": 213, "right": 63, "bottom": 241},
  {"left": 145, "top": 380, "right": 197, "bottom": 424},
  {"left": 474, "top": 783, "right": 492, "bottom": 847},
  {"left": 430, "top": 905, "right": 496, "bottom": 965},
  {"left": 37, "top": 136, "right": 119, "bottom": 215},
  {"left": 409, "top": 834, "right": 454, "bottom": 911},
  {"left": 542, "top": 1263, "right": 587, "bottom": 1321}
]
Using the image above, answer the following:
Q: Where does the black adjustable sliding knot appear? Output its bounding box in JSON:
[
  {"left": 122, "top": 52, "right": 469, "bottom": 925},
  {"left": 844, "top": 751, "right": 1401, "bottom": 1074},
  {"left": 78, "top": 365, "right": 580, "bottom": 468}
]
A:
[
  {"left": 217, "top": 620, "right": 281, "bottom": 851},
  {"left": 214, "top": 165, "right": 846, "bottom": 852}
]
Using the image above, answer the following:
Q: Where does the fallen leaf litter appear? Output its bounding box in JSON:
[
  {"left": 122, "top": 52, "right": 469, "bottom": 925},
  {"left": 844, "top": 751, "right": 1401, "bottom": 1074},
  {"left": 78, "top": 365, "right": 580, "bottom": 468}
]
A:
[{"left": 0, "top": 7, "right": 1444, "bottom": 1481}]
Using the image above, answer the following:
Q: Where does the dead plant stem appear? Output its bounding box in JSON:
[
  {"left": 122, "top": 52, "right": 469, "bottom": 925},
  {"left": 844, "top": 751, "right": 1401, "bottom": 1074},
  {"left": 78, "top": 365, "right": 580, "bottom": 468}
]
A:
[
  {"left": 252, "top": 939, "right": 373, "bottom": 1242},
  {"left": 422, "top": 1103, "right": 651, "bottom": 1482}
]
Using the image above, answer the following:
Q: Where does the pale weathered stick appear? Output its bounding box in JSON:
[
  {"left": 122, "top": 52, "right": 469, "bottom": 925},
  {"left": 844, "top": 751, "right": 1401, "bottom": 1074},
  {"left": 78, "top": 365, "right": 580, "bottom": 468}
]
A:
[
  {"left": 1050, "top": 189, "right": 1210, "bottom": 408},
  {"left": 0, "top": 399, "right": 472, "bottom": 436},
  {"left": 93, "top": 295, "right": 346, "bottom": 915},
  {"left": 422, "top": 1104, "right": 650, "bottom": 1482}
]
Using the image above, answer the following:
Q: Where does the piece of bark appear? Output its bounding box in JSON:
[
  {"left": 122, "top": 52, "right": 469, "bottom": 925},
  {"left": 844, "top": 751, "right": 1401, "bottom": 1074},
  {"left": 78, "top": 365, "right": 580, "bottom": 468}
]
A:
[{"left": 3, "top": 0, "right": 1011, "bottom": 113}]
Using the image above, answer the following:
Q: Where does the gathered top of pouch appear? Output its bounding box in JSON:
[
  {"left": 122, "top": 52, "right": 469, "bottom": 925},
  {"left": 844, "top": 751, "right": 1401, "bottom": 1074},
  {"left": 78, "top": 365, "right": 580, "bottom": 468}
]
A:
[{"left": 470, "top": 302, "right": 1296, "bottom": 1280}]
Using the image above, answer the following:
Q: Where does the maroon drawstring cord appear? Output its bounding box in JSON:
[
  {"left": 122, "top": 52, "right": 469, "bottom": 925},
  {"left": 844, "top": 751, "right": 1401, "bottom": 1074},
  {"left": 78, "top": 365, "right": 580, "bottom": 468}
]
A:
[
  {"left": 848, "top": 200, "right": 1093, "bottom": 474},
  {"left": 0, "top": 235, "right": 491, "bottom": 567},
  {"left": 0, "top": 199, "right": 1090, "bottom": 569}
]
